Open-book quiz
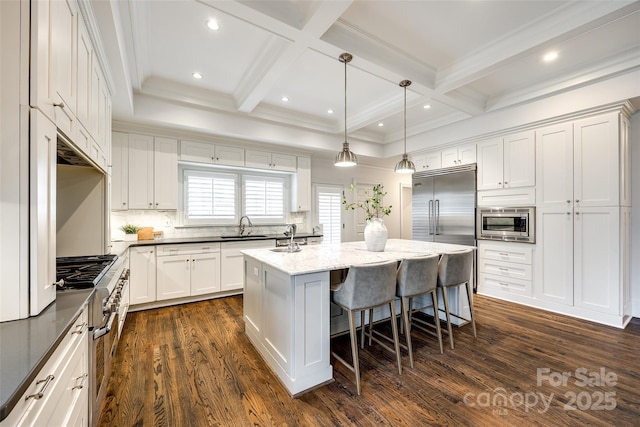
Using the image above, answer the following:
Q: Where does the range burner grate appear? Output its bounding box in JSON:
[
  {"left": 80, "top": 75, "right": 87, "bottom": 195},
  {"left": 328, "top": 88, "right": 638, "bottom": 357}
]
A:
[{"left": 56, "top": 254, "right": 117, "bottom": 289}]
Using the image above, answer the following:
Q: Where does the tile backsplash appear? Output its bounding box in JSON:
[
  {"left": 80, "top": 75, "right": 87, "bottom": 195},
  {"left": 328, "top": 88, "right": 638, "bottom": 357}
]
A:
[{"left": 111, "top": 210, "right": 310, "bottom": 241}]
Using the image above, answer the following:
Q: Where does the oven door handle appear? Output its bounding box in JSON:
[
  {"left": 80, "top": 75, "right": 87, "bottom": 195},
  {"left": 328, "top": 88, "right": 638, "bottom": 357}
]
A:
[{"left": 93, "top": 311, "right": 116, "bottom": 340}]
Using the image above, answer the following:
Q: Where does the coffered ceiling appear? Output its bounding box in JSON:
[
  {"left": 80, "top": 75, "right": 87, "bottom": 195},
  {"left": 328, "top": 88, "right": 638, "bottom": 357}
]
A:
[{"left": 94, "top": 0, "right": 640, "bottom": 161}]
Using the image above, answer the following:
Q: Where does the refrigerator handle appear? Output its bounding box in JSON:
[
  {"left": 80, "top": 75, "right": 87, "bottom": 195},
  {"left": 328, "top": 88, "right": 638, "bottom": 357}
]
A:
[
  {"left": 435, "top": 199, "right": 440, "bottom": 235},
  {"left": 428, "top": 199, "right": 434, "bottom": 235}
]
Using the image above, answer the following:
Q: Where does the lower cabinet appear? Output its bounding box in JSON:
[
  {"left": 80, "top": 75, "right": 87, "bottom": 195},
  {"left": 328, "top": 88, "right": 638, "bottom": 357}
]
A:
[
  {"left": 2, "top": 306, "right": 89, "bottom": 426},
  {"left": 220, "top": 240, "right": 275, "bottom": 292},
  {"left": 156, "top": 244, "right": 221, "bottom": 300},
  {"left": 129, "top": 246, "right": 157, "bottom": 305},
  {"left": 477, "top": 241, "right": 534, "bottom": 297}
]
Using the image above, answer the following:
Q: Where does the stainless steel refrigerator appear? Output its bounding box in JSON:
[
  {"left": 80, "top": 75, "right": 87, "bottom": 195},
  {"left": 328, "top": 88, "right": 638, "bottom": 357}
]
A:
[{"left": 412, "top": 164, "right": 476, "bottom": 246}]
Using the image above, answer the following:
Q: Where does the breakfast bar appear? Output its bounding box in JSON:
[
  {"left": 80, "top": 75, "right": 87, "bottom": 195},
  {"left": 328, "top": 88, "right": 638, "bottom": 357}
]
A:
[{"left": 241, "top": 239, "right": 475, "bottom": 396}]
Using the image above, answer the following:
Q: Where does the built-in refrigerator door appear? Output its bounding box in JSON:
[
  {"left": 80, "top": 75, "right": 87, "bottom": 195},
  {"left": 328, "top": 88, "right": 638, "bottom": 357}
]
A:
[
  {"left": 411, "top": 177, "right": 434, "bottom": 242},
  {"left": 433, "top": 170, "right": 476, "bottom": 246}
]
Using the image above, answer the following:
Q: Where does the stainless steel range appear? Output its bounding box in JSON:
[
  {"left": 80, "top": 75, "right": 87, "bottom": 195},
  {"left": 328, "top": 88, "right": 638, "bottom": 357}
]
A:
[{"left": 56, "top": 254, "right": 130, "bottom": 427}]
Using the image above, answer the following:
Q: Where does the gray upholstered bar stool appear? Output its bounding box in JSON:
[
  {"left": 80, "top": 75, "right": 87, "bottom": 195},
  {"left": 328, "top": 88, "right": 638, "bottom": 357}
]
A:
[
  {"left": 330, "top": 260, "right": 402, "bottom": 395},
  {"left": 437, "top": 249, "right": 476, "bottom": 349},
  {"left": 396, "top": 255, "right": 443, "bottom": 368}
]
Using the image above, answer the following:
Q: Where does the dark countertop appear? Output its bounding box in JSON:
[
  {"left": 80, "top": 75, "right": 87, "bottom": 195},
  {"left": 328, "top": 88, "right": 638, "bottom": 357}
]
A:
[
  {"left": 0, "top": 289, "right": 92, "bottom": 421},
  {"left": 123, "top": 232, "right": 323, "bottom": 247}
]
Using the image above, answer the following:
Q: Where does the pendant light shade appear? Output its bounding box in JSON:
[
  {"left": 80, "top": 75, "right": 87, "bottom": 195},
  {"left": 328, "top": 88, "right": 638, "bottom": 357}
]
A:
[
  {"left": 394, "top": 79, "right": 415, "bottom": 174},
  {"left": 335, "top": 53, "right": 357, "bottom": 167}
]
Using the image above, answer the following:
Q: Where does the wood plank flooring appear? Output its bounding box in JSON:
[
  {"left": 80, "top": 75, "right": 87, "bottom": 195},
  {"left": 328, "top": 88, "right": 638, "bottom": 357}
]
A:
[{"left": 99, "top": 295, "right": 640, "bottom": 426}]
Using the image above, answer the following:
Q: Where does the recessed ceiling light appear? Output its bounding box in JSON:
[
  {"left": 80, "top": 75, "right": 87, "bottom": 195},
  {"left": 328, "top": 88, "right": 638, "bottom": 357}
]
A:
[
  {"left": 543, "top": 51, "right": 558, "bottom": 62},
  {"left": 378, "top": 122, "right": 384, "bottom": 127},
  {"left": 206, "top": 19, "right": 219, "bottom": 31},
  {"left": 281, "top": 96, "right": 289, "bottom": 102},
  {"left": 327, "top": 109, "right": 334, "bottom": 114},
  {"left": 192, "top": 72, "right": 203, "bottom": 79},
  {"left": 423, "top": 104, "right": 431, "bottom": 109}
]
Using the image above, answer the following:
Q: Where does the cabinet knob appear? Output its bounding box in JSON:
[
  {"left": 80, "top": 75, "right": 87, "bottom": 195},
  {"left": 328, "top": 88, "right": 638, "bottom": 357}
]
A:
[
  {"left": 567, "top": 200, "right": 571, "bottom": 204},
  {"left": 122, "top": 202, "right": 126, "bottom": 205},
  {"left": 498, "top": 182, "right": 502, "bottom": 185},
  {"left": 567, "top": 212, "right": 571, "bottom": 215},
  {"left": 575, "top": 199, "right": 580, "bottom": 203},
  {"left": 155, "top": 203, "right": 159, "bottom": 206},
  {"left": 575, "top": 212, "right": 580, "bottom": 215},
  {"left": 53, "top": 101, "right": 65, "bottom": 109},
  {"left": 149, "top": 203, "right": 152, "bottom": 206},
  {"left": 504, "top": 181, "right": 508, "bottom": 185}
]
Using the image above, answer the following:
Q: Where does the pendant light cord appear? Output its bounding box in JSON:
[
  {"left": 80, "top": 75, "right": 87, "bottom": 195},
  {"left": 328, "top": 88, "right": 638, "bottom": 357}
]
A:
[
  {"left": 403, "top": 84, "right": 407, "bottom": 153},
  {"left": 344, "top": 56, "right": 347, "bottom": 143}
]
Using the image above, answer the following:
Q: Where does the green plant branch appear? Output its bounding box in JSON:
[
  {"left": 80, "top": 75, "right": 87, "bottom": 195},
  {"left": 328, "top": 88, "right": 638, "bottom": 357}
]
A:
[{"left": 343, "top": 183, "right": 392, "bottom": 221}]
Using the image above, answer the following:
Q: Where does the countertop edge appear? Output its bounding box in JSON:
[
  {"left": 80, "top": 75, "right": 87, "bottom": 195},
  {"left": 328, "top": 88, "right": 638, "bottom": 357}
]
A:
[{"left": 118, "top": 233, "right": 323, "bottom": 247}]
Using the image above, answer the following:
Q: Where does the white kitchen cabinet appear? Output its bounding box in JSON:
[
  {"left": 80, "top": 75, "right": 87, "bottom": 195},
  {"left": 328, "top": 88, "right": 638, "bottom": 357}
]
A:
[
  {"left": 477, "top": 131, "right": 535, "bottom": 191},
  {"left": 221, "top": 240, "right": 274, "bottom": 292},
  {"left": 128, "top": 134, "right": 178, "bottom": 210},
  {"left": 111, "top": 132, "right": 129, "bottom": 210},
  {"left": 477, "top": 241, "right": 534, "bottom": 297},
  {"left": 441, "top": 144, "right": 476, "bottom": 168},
  {"left": 245, "top": 149, "right": 296, "bottom": 172},
  {"left": 292, "top": 156, "right": 311, "bottom": 211},
  {"left": 129, "top": 246, "right": 157, "bottom": 305},
  {"left": 1, "top": 306, "right": 89, "bottom": 427},
  {"left": 180, "top": 140, "right": 245, "bottom": 167},
  {"left": 29, "top": 110, "right": 57, "bottom": 316},
  {"left": 76, "top": 17, "right": 92, "bottom": 129},
  {"left": 156, "top": 244, "right": 221, "bottom": 300},
  {"left": 412, "top": 151, "right": 441, "bottom": 171}
]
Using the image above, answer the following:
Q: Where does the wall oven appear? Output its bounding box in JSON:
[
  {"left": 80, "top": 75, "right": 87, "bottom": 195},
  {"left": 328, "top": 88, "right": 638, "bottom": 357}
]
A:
[{"left": 477, "top": 207, "right": 535, "bottom": 243}]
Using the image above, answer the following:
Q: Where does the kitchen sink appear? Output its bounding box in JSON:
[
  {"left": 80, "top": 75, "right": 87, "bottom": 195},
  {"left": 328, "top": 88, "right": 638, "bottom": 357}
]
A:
[
  {"left": 270, "top": 247, "right": 301, "bottom": 253},
  {"left": 221, "top": 234, "right": 268, "bottom": 239}
]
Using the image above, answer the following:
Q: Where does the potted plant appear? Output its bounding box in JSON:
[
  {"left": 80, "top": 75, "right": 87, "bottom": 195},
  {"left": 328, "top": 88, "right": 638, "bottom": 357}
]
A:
[
  {"left": 120, "top": 224, "right": 140, "bottom": 241},
  {"left": 343, "top": 183, "right": 392, "bottom": 251}
]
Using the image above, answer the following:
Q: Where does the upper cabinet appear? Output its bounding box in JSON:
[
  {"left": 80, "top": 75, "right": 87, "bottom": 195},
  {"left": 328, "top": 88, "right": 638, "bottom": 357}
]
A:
[
  {"left": 128, "top": 135, "right": 178, "bottom": 210},
  {"left": 441, "top": 144, "right": 476, "bottom": 168},
  {"left": 30, "top": 0, "right": 111, "bottom": 172},
  {"left": 245, "top": 150, "right": 297, "bottom": 172},
  {"left": 111, "top": 132, "right": 129, "bottom": 210},
  {"left": 179, "top": 140, "right": 244, "bottom": 167},
  {"left": 412, "top": 151, "right": 441, "bottom": 172},
  {"left": 477, "top": 131, "right": 535, "bottom": 191},
  {"left": 292, "top": 156, "right": 311, "bottom": 212}
]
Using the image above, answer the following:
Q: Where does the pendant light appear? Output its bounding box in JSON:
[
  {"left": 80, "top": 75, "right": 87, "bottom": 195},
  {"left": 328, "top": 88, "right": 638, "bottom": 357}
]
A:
[
  {"left": 394, "top": 79, "right": 416, "bottom": 174},
  {"left": 335, "top": 53, "right": 357, "bottom": 167}
]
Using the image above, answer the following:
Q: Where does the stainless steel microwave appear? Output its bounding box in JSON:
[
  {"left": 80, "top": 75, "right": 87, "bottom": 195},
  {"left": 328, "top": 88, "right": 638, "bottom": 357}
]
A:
[{"left": 477, "top": 207, "right": 535, "bottom": 243}]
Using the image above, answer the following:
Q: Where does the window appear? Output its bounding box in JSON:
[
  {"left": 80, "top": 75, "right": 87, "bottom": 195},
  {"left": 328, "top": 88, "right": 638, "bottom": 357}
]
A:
[
  {"left": 183, "top": 169, "right": 237, "bottom": 225},
  {"left": 243, "top": 175, "right": 286, "bottom": 224},
  {"left": 180, "top": 165, "right": 288, "bottom": 226},
  {"left": 314, "top": 184, "right": 342, "bottom": 244}
]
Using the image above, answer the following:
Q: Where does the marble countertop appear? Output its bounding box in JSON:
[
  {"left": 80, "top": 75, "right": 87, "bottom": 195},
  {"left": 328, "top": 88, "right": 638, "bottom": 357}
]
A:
[
  {"left": 241, "top": 239, "right": 476, "bottom": 275},
  {"left": 116, "top": 232, "right": 322, "bottom": 247},
  {"left": 0, "top": 289, "right": 92, "bottom": 421}
]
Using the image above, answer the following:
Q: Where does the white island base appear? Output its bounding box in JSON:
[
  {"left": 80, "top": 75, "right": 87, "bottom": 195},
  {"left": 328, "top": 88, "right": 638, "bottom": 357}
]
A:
[{"left": 242, "top": 239, "right": 475, "bottom": 396}]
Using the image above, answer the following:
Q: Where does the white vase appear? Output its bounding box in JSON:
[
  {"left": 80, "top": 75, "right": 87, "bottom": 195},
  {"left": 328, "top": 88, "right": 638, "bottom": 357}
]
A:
[{"left": 364, "top": 218, "right": 388, "bottom": 252}]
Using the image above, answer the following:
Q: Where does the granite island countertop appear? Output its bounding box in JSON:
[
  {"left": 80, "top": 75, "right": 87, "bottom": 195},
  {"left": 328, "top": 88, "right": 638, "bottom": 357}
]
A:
[{"left": 241, "top": 239, "right": 476, "bottom": 276}]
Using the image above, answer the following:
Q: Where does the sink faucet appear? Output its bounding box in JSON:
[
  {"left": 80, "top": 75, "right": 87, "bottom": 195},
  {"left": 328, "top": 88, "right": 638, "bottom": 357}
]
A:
[
  {"left": 284, "top": 224, "right": 297, "bottom": 250},
  {"left": 239, "top": 215, "right": 253, "bottom": 236}
]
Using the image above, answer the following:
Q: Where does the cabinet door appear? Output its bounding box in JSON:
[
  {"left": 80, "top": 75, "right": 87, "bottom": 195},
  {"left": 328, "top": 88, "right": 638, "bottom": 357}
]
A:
[
  {"left": 425, "top": 151, "right": 442, "bottom": 170},
  {"left": 190, "top": 253, "right": 221, "bottom": 296},
  {"left": 153, "top": 137, "right": 178, "bottom": 209},
  {"left": 573, "top": 207, "right": 620, "bottom": 314},
  {"left": 458, "top": 144, "right": 476, "bottom": 165},
  {"left": 574, "top": 113, "right": 619, "bottom": 207},
  {"left": 441, "top": 148, "right": 458, "bottom": 168},
  {"left": 157, "top": 255, "right": 191, "bottom": 301},
  {"left": 292, "top": 156, "right": 311, "bottom": 211},
  {"left": 111, "top": 132, "right": 129, "bottom": 210},
  {"left": 503, "top": 131, "right": 535, "bottom": 188},
  {"left": 51, "top": 0, "right": 77, "bottom": 116},
  {"left": 179, "top": 140, "right": 214, "bottom": 164},
  {"left": 215, "top": 145, "right": 244, "bottom": 167},
  {"left": 271, "top": 153, "right": 297, "bottom": 172},
  {"left": 536, "top": 123, "right": 573, "bottom": 208},
  {"left": 221, "top": 250, "right": 245, "bottom": 292},
  {"left": 535, "top": 208, "right": 573, "bottom": 305},
  {"left": 76, "top": 17, "right": 92, "bottom": 127},
  {"left": 128, "top": 134, "right": 154, "bottom": 209},
  {"left": 476, "top": 138, "right": 503, "bottom": 190},
  {"left": 412, "top": 154, "right": 427, "bottom": 171},
  {"left": 129, "top": 246, "right": 156, "bottom": 305},
  {"left": 245, "top": 150, "right": 272, "bottom": 169},
  {"left": 29, "top": 111, "right": 57, "bottom": 316}
]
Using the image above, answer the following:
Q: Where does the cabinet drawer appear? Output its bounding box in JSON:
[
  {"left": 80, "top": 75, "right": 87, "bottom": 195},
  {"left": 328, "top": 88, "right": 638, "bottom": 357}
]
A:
[
  {"left": 220, "top": 240, "right": 275, "bottom": 251},
  {"left": 478, "top": 242, "right": 533, "bottom": 265},
  {"left": 158, "top": 243, "right": 220, "bottom": 256},
  {"left": 479, "top": 272, "right": 532, "bottom": 296},
  {"left": 479, "top": 259, "right": 532, "bottom": 281}
]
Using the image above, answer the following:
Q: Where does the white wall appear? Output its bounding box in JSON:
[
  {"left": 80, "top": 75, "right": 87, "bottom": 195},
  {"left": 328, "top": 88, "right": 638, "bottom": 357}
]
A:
[
  {"left": 631, "top": 111, "right": 640, "bottom": 317},
  {"left": 310, "top": 157, "right": 412, "bottom": 242}
]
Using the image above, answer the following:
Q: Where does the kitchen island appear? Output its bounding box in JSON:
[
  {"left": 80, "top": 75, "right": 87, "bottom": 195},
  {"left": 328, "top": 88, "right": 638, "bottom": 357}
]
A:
[{"left": 241, "top": 239, "right": 475, "bottom": 396}]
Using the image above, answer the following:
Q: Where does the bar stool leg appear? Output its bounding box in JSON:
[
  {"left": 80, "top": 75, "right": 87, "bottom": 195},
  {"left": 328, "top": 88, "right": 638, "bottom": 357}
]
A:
[
  {"left": 465, "top": 282, "right": 477, "bottom": 337},
  {"left": 368, "top": 309, "right": 374, "bottom": 346},
  {"left": 360, "top": 311, "right": 366, "bottom": 349},
  {"left": 389, "top": 301, "right": 402, "bottom": 375},
  {"left": 440, "top": 286, "right": 455, "bottom": 350},
  {"left": 348, "top": 310, "right": 361, "bottom": 395},
  {"left": 430, "top": 289, "right": 444, "bottom": 354},
  {"left": 400, "top": 296, "right": 414, "bottom": 369}
]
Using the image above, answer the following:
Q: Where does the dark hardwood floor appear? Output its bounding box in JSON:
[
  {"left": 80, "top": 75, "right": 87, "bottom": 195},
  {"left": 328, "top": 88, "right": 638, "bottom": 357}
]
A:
[{"left": 99, "top": 295, "right": 640, "bottom": 426}]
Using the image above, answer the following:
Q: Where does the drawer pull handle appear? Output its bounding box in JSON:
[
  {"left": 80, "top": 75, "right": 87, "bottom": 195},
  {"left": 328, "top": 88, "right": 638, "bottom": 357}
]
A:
[
  {"left": 72, "top": 374, "right": 88, "bottom": 390},
  {"left": 499, "top": 253, "right": 509, "bottom": 256},
  {"left": 26, "top": 375, "right": 55, "bottom": 401},
  {"left": 72, "top": 322, "right": 87, "bottom": 334},
  {"left": 500, "top": 283, "right": 510, "bottom": 287},
  {"left": 499, "top": 267, "right": 508, "bottom": 271}
]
